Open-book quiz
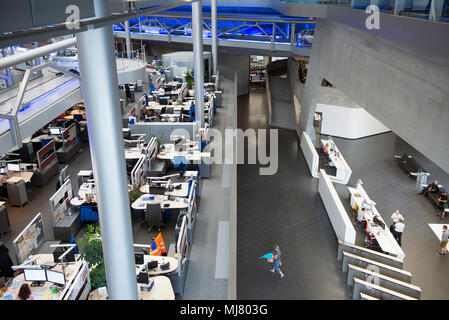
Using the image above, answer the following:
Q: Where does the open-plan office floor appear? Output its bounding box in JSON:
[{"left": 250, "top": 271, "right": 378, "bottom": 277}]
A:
[
  {"left": 0, "top": 75, "right": 233, "bottom": 300},
  {"left": 236, "top": 86, "right": 449, "bottom": 300}
]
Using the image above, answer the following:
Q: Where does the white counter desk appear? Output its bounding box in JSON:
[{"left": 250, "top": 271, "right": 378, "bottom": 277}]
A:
[
  {"left": 131, "top": 194, "right": 188, "bottom": 211},
  {"left": 348, "top": 185, "right": 405, "bottom": 260},
  {"left": 135, "top": 255, "right": 178, "bottom": 276},
  {"left": 139, "top": 182, "right": 189, "bottom": 198},
  {"left": 88, "top": 276, "right": 175, "bottom": 300},
  {"left": 321, "top": 139, "right": 352, "bottom": 185}
]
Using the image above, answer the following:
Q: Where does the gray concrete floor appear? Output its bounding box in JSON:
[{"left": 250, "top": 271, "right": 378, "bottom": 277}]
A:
[
  {"left": 236, "top": 85, "right": 449, "bottom": 300},
  {"left": 182, "top": 70, "right": 234, "bottom": 300},
  {"left": 236, "top": 88, "right": 351, "bottom": 300}
]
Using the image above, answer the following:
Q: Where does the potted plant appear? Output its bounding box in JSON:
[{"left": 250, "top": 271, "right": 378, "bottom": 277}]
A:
[
  {"left": 78, "top": 225, "right": 106, "bottom": 290},
  {"left": 185, "top": 70, "right": 194, "bottom": 90},
  {"left": 129, "top": 185, "right": 143, "bottom": 204}
]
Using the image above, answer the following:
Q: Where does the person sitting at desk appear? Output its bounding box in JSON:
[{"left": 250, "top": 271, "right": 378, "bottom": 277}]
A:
[
  {"left": 420, "top": 180, "right": 439, "bottom": 195},
  {"left": 357, "top": 207, "right": 366, "bottom": 223},
  {"left": 438, "top": 192, "right": 448, "bottom": 219},
  {"left": 16, "top": 283, "right": 34, "bottom": 300},
  {"left": 323, "top": 143, "right": 329, "bottom": 156},
  {"left": 83, "top": 194, "right": 96, "bottom": 206}
]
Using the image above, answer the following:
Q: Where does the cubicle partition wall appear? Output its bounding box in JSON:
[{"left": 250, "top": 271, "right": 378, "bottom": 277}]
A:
[
  {"left": 145, "top": 137, "right": 158, "bottom": 170},
  {"left": 56, "top": 124, "right": 80, "bottom": 163},
  {"left": 170, "top": 215, "right": 189, "bottom": 296},
  {"left": 152, "top": 74, "right": 164, "bottom": 91},
  {"left": 186, "top": 181, "right": 197, "bottom": 244},
  {"left": 178, "top": 83, "right": 187, "bottom": 101},
  {"left": 129, "top": 122, "right": 199, "bottom": 144},
  {"left": 300, "top": 131, "right": 319, "bottom": 178},
  {"left": 61, "top": 261, "right": 91, "bottom": 300},
  {"left": 37, "top": 140, "right": 57, "bottom": 171},
  {"left": 62, "top": 124, "right": 78, "bottom": 151},
  {"left": 318, "top": 170, "right": 356, "bottom": 245},
  {"left": 12, "top": 213, "right": 46, "bottom": 264},
  {"left": 49, "top": 179, "right": 73, "bottom": 225},
  {"left": 130, "top": 156, "right": 147, "bottom": 188},
  {"left": 32, "top": 139, "right": 59, "bottom": 186}
]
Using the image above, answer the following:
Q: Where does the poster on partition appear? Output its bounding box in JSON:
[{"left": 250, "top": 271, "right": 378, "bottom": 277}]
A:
[{"left": 13, "top": 213, "right": 45, "bottom": 264}]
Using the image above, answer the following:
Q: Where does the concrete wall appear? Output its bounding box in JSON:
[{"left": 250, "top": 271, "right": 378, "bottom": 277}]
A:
[
  {"left": 300, "top": 19, "right": 449, "bottom": 173},
  {"left": 218, "top": 53, "right": 249, "bottom": 96}
]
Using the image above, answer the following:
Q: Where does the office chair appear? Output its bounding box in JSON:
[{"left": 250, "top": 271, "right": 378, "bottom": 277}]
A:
[
  {"left": 166, "top": 107, "right": 174, "bottom": 114},
  {"left": 160, "top": 107, "right": 167, "bottom": 114},
  {"left": 143, "top": 203, "right": 163, "bottom": 232}
]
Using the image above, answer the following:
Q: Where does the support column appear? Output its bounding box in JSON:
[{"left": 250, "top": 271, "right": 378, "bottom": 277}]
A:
[
  {"left": 76, "top": 0, "right": 138, "bottom": 300},
  {"left": 211, "top": 0, "right": 218, "bottom": 75},
  {"left": 31, "top": 42, "right": 40, "bottom": 66},
  {"left": 125, "top": 19, "right": 132, "bottom": 59},
  {"left": 290, "top": 23, "right": 296, "bottom": 51},
  {"left": 192, "top": 0, "right": 205, "bottom": 129},
  {"left": 429, "top": 0, "right": 444, "bottom": 20}
]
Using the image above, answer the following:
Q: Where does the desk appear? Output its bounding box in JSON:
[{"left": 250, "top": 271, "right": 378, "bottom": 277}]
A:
[
  {"left": 131, "top": 194, "right": 188, "bottom": 211},
  {"left": 70, "top": 183, "right": 96, "bottom": 207},
  {"left": 64, "top": 110, "right": 86, "bottom": 120},
  {"left": 88, "top": 275, "right": 175, "bottom": 300},
  {"left": 158, "top": 145, "right": 209, "bottom": 164},
  {"left": 125, "top": 149, "right": 145, "bottom": 161},
  {"left": 348, "top": 185, "right": 405, "bottom": 260},
  {"left": 321, "top": 139, "right": 352, "bottom": 184},
  {"left": 53, "top": 212, "right": 81, "bottom": 241},
  {"left": 428, "top": 224, "right": 449, "bottom": 249},
  {"left": 139, "top": 182, "right": 189, "bottom": 198},
  {"left": 136, "top": 255, "right": 178, "bottom": 276},
  {"left": 1, "top": 254, "right": 79, "bottom": 300}
]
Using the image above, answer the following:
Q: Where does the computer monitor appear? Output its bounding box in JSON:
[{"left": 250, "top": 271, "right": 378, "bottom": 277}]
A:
[
  {"left": 53, "top": 250, "right": 76, "bottom": 263},
  {"left": 362, "top": 202, "right": 373, "bottom": 210},
  {"left": 0, "top": 168, "right": 5, "bottom": 174},
  {"left": 24, "top": 269, "right": 47, "bottom": 282},
  {"left": 373, "top": 216, "right": 386, "bottom": 229},
  {"left": 7, "top": 163, "right": 20, "bottom": 172},
  {"left": 150, "top": 186, "right": 166, "bottom": 195},
  {"left": 136, "top": 272, "right": 149, "bottom": 284},
  {"left": 49, "top": 127, "right": 61, "bottom": 135},
  {"left": 135, "top": 252, "right": 145, "bottom": 265},
  {"left": 46, "top": 270, "right": 65, "bottom": 286}
]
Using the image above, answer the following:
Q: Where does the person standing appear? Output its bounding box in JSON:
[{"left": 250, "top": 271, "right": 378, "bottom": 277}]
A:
[
  {"left": 437, "top": 192, "right": 448, "bottom": 219},
  {"left": 393, "top": 220, "right": 405, "bottom": 246},
  {"left": 390, "top": 210, "right": 404, "bottom": 233},
  {"left": 438, "top": 225, "right": 449, "bottom": 256},
  {"left": 270, "top": 245, "right": 285, "bottom": 279}
]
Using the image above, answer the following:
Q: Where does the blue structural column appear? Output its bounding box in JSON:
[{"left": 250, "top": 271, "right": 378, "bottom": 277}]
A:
[
  {"left": 76, "top": 0, "right": 138, "bottom": 300},
  {"left": 192, "top": 0, "right": 205, "bottom": 130}
]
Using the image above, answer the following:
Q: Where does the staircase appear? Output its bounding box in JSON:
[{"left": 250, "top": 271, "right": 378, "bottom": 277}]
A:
[
  {"left": 337, "top": 240, "right": 422, "bottom": 300},
  {"left": 265, "top": 59, "right": 297, "bottom": 131}
]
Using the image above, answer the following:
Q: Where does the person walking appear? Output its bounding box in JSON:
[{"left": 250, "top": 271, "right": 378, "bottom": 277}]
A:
[
  {"left": 438, "top": 225, "right": 449, "bottom": 256},
  {"left": 393, "top": 220, "right": 405, "bottom": 246},
  {"left": 270, "top": 245, "right": 285, "bottom": 279}
]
